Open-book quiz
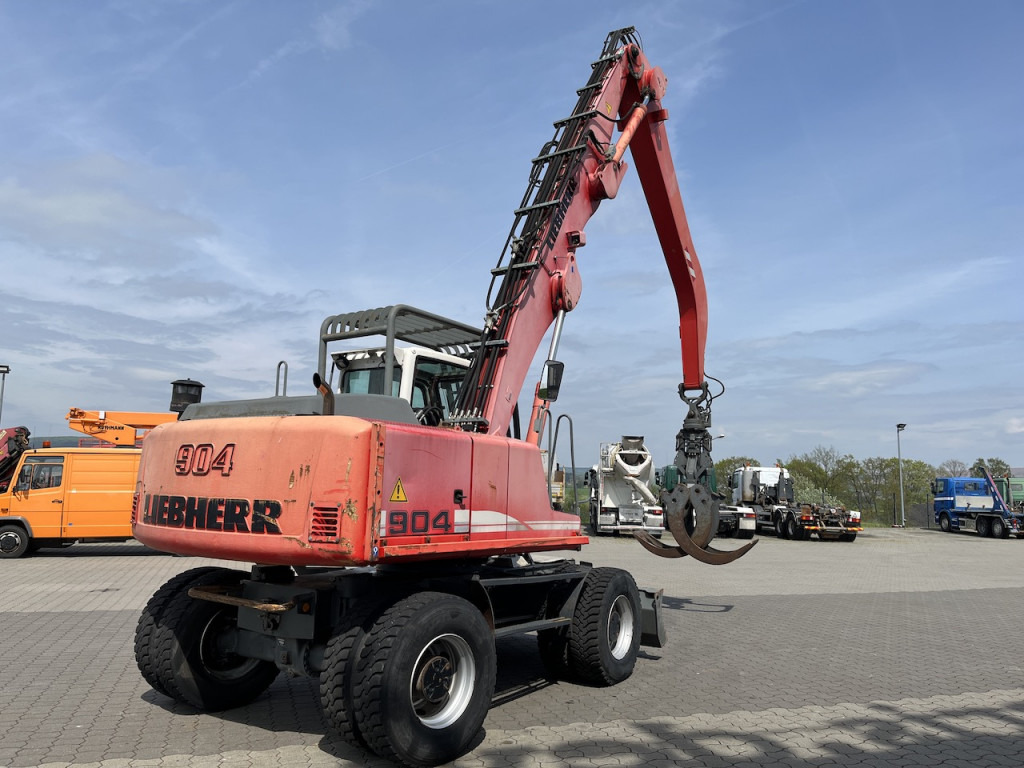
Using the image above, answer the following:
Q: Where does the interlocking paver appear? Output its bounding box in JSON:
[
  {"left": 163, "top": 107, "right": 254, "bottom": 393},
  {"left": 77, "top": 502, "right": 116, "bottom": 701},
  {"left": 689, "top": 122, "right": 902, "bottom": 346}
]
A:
[{"left": 2, "top": 531, "right": 1024, "bottom": 766}]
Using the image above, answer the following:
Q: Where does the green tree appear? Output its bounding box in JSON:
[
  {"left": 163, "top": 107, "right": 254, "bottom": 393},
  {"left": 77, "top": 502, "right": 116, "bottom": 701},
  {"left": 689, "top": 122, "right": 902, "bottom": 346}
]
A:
[
  {"left": 713, "top": 455, "right": 761, "bottom": 493},
  {"left": 850, "top": 457, "right": 897, "bottom": 523},
  {"left": 785, "top": 446, "right": 859, "bottom": 508},
  {"left": 973, "top": 457, "right": 1012, "bottom": 477}
]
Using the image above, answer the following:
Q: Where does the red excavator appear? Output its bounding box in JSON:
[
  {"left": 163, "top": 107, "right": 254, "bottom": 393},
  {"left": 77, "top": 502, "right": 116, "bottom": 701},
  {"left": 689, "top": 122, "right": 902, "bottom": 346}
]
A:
[{"left": 132, "top": 27, "right": 754, "bottom": 767}]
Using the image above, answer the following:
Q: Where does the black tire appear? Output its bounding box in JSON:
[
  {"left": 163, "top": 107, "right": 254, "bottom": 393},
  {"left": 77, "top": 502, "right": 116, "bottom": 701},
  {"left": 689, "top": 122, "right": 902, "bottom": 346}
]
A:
[
  {"left": 977, "top": 516, "right": 991, "bottom": 537},
  {"left": 991, "top": 517, "right": 1008, "bottom": 539},
  {"left": 785, "top": 515, "right": 801, "bottom": 541},
  {"left": 354, "top": 592, "right": 496, "bottom": 767},
  {"left": 567, "top": 567, "right": 641, "bottom": 686},
  {"left": 135, "top": 566, "right": 227, "bottom": 696},
  {"left": 0, "top": 524, "right": 30, "bottom": 559},
  {"left": 839, "top": 532, "right": 857, "bottom": 542},
  {"left": 319, "top": 602, "right": 384, "bottom": 747},
  {"left": 537, "top": 626, "right": 570, "bottom": 680},
  {"left": 150, "top": 567, "right": 279, "bottom": 710},
  {"left": 737, "top": 529, "right": 755, "bottom": 540},
  {"left": 775, "top": 514, "right": 789, "bottom": 539},
  {"left": 939, "top": 513, "right": 951, "bottom": 533}
]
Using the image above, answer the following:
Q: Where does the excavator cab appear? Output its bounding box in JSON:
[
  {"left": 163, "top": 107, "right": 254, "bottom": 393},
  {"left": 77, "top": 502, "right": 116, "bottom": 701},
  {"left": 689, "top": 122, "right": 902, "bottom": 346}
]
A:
[{"left": 333, "top": 347, "right": 469, "bottom": 426}]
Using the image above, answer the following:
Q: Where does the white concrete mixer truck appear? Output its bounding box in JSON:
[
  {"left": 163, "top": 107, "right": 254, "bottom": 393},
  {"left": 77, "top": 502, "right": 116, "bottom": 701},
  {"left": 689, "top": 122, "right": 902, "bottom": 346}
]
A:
[{"left": 585, "top": 436, "right": 665, "bottom": 536}]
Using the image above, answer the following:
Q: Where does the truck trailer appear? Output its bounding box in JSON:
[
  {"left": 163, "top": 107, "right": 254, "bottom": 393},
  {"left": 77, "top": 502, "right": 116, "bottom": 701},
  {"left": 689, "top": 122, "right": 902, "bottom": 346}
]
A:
[{"left": 730, "top": 465, "right": 861, "bottom": 542}]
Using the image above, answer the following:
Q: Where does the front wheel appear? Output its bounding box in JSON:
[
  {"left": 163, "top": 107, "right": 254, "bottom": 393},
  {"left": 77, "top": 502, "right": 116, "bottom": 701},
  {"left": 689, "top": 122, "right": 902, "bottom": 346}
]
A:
[
  {"left": 568, "top": 567, "right": 641, "bottom": 686},
  {"left": 354, "top": 592, "right": 496, "bottom": 767},
  {"left": 0, "top": 525, "right": 30, "bottom": 559},
  {"left": 939, "top": 513, "right": 951, "bottom": 533}
]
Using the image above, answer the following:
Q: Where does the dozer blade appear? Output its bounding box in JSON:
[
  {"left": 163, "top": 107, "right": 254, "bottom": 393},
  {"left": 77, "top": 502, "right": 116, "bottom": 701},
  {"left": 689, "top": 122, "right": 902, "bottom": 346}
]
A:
[{"left": 634, "top": 483, "right": 757, "bottom": 565}]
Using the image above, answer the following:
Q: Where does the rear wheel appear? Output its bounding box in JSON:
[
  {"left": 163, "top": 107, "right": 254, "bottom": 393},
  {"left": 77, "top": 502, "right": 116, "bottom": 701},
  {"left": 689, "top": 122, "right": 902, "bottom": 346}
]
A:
[
  {"left": 567, "top": 568, "right": 641, "bottom": 686},
  {"left": 785, "top": 515, "right": 801, "bottom": 541},
  {"left": 354, "top": 592, "right": 495, "bottom": 767},
  {"left": 977, "top": 516, "right": 991, "bottom": 537},
  {"left": 0, "top": 525, "right": 30, "bottom": 559},
  {"left": 136, "top": 566, "right": 227, "bottom": 696},
  {"left": 775, "top": 515, "right": 789, "bottom": 539},
  {"left": 320, "top": 602, "right": 384, "bottom": 747},
  {"left": 991, "top": 517, "right": 1008, "bottom": 539},
  {"left": 737, "top": 529, "right": 755, "bottom": 540},
  {"left": 148, "top": 568, "right": 279, "bottom": 710},
  {"left": 838, "top": 532, "right": 857, "bottom": 542},
  {"left": 939, "top": 513, "right": 951, "bottom": 533}
]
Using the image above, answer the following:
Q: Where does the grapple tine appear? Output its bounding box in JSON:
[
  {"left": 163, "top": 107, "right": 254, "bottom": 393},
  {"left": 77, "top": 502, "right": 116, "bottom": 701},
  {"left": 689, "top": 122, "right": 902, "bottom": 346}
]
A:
[
  {"left": 662, "top": 482, "right": 758, "bottom": 565},
  {"left": 670, "top": 528, "right": 757, "bottom": 565},
  {"left": 633, "top": 530, "right": 688, "bottom": 558}
]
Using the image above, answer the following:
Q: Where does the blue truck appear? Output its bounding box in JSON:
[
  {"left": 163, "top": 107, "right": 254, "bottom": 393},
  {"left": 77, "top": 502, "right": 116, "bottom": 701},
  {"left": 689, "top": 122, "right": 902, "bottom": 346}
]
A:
[{"left": 932, "top": 468, "right": 1024, "bottom": 538}]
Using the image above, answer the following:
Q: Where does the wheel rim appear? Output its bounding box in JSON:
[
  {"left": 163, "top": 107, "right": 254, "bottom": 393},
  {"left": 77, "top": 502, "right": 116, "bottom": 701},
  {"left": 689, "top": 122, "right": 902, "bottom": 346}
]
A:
[
  {"left": 606, "top": 594, "right": 635, "bottom": 660},
  {"left": 410, "top": 633, "right": 476, "bottom": 729},
  {"left": 198, "top": 609, "right": 265, "bottom": 682},
  {"left": 993, "top": 520, "right": 1004, "bottom": 536},
  {"left": 0, "top": 530, "right": 22, "bottom": 554}
]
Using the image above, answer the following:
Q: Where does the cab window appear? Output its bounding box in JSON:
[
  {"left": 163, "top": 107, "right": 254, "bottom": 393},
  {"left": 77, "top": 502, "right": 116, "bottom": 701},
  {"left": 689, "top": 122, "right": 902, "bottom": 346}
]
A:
[
  {"left": 15, "top": 458, "right": 65, "bottom": 492},
  {"left": 412, "top": 358, "right": 466, "bottom": 422},
  {"left": 342, "top": 366, "right": 402, "bottom": 397}
]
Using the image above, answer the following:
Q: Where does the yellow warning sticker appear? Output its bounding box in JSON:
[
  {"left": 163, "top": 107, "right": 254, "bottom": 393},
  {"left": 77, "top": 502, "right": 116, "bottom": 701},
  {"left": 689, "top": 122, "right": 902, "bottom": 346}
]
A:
[{"left": 389, "top": 478, "right": 408, "bottom": 503}]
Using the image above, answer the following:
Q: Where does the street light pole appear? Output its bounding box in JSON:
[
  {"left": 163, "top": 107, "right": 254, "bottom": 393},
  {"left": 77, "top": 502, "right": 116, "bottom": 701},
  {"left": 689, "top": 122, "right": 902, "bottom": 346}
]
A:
[
  {"left": 0, "top": 364, "right": 9, "bottom": 426},
  {"left": 896, "top": 423, "right": 907, "bottom": 528}
]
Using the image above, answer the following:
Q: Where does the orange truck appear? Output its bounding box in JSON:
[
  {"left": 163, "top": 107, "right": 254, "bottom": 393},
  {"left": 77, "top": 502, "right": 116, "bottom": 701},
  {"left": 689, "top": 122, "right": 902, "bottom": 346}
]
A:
[
  {"left": 0, "top": 445, "right": 140, "bottom": 557},
  {"left": 0, "top": 410, "right": 178, "bottom": 558}
]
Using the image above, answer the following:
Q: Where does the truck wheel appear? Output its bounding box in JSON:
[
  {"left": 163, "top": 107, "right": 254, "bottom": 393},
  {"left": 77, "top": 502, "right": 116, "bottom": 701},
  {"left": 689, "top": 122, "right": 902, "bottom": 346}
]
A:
[
  {"left": 939, "top": 513, "right": 951, "bottom": 533},
  {"left": 977, "top": 516, "right": 991, "bottom": 537},
  {"left": 775, "top": 515, "right": 789, "bottom": 539},
  {"left": 537, "top": 626, "right": 570, "bottom": 679},
  {"left": 150, "top": 568, "right": 279, "bottom": 710},
  {"left": 991, "top": 518, "right": 1008, "bottom": 539},
  {"left": 136, "top": 566, "right": 228, "bottom": 696},
  {"left": 839, "top": 532, "right": 857, "bottom": 542},
  {"left": 319, "top": 602, "right": 384, "bottom": 747},
  {"left": 737, "top": 529, "right": 755, "bottom": 540},
  {"left": 568, "top": 567, "right": 641, "bottom": 686},
  {"left": 0, "top": 524, "right": 30, "bottom": 558},
  {"left": 785, "top": 515, "right": 801, "bottom": 541},
  {"left": 354, "top": 592, "right": 496, "bottom": 767}
]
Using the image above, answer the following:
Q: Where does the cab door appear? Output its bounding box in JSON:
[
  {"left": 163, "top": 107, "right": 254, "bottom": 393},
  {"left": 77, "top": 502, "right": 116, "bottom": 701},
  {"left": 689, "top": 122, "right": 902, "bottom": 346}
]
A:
[{"left": 8, "top": 456, "right": 66, "bottom": 538}]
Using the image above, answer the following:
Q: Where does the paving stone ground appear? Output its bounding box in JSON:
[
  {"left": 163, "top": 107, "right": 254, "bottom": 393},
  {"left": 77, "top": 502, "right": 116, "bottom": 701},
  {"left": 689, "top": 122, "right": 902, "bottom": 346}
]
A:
[{"left": 1, "top": 527, "right": 1022, "bottom": 767}]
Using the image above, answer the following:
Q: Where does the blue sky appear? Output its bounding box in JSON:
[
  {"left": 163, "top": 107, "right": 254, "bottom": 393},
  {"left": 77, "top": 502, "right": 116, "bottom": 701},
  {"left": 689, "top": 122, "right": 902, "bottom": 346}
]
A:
[{"left": 1, "top": 0, "right": 1021, "bottom": 470}]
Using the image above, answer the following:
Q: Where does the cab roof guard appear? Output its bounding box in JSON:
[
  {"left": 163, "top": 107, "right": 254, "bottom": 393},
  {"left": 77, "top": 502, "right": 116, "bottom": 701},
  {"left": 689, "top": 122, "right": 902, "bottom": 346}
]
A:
[{"left": 317, "top": 304, "right": 483, "bottom": 384}]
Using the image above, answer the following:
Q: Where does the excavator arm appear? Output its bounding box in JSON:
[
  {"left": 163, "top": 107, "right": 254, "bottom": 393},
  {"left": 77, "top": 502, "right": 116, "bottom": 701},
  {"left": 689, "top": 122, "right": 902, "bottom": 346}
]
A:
[{"left": 450, "top": 28, "right": 752, "bottom": 563}]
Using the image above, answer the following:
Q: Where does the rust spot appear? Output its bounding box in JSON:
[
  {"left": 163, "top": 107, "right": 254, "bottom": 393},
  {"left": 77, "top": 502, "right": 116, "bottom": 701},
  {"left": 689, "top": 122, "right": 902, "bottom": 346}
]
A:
[
  {"left": 345, "top": 458, "right": 352, "bottom": 481},
  {"left": 288, "top": 470, "right": 295, "bottom": 489},
  {"left": 343, "top": 499, "right": 358, "bottom": 521}
]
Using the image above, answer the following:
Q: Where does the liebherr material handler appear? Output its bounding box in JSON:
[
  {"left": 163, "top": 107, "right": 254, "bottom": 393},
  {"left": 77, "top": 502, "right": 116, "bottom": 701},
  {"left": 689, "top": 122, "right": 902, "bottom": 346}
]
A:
[{"left": 131, "top": 28, "right": 754, "bottom": 767}]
